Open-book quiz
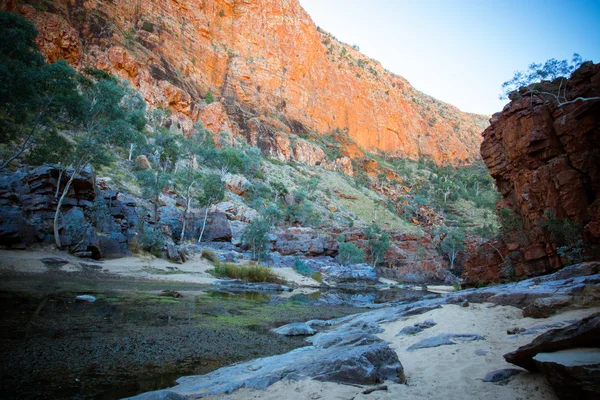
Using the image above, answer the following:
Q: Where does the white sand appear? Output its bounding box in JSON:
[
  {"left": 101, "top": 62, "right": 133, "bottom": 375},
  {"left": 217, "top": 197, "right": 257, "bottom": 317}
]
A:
[{"left": 202, "top": 304, "right": 600, "bottom": 400}]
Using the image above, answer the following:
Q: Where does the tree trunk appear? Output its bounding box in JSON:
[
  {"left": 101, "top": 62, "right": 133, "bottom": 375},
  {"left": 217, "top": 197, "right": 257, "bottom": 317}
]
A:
[
  {"left": 128, "top": 143, "right": 135, "bottom": 161},
  {"left": 180, "top": 197, "right": 192, "bottom": 243},
  {"left": 54, "top": 167, "right": 64, "bottom": 199},
  {"left": 53, "top": 172, "right": 77, "bottom": 248},
  {"left": 198, "top": 202, "right": 211, "bottom": 243}
]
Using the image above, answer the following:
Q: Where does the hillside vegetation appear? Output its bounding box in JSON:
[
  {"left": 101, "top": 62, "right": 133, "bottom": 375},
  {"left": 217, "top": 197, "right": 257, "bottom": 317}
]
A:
[{"left": 0, "top": 11, "right": 499, "bottom": 276}]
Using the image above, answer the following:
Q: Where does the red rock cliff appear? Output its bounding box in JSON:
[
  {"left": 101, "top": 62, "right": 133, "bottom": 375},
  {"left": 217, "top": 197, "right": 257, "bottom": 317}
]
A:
[
  {"left": 464, "top": 62, "right": 600, "bottom": 283},
  {"left": 1, "top": 0, "right": 488, "bottom": 164}
]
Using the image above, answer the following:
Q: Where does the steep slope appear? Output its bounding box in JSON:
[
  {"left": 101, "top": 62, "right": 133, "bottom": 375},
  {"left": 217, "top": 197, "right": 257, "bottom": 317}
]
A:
[
  {"left": 463, "top": 62, "right": 600, "bottom": 283},
  {"left": 1, "top": 0, "right": 488, "bottom": 164}
]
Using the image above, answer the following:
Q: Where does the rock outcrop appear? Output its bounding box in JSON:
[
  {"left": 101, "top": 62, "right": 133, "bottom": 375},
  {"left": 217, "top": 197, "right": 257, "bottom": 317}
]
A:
[
  {"left": 1, "top": 0, "right": 488, "bottom": 165},
  {"left": 464, "top": 63, "right": 600, "bottom": 283},
  {"left": 504, "top": 313, "right": 600, "bottom": 372},
  {"left": 533, "top": 349, "right": 600, "bottom": 400},
  {"left": 129, "top": 327, "right": 405, "bottom": 399},
  {"left": 0, "top": 165, "right": 134, "bottom": 258}
]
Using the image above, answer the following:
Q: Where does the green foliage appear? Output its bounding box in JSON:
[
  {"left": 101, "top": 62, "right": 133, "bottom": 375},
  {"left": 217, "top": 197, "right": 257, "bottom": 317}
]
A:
[
  {"left": 541, "top": 211, "right": 588, "bottom": 265},
  {"left": 198, "top": 145, "right": 262, "bottom": 177},
  {"left": 301, "top": 176, "right": 321, "bottom": 194},
  {"left": 197, "top": 173, "right": 224, "bottom": 207},
  {"left": 438, "top": 227, "right": 465, "bottom": 272},
  {"left": 246, "top": 182, "right": 272, "bottom": 208},
  {"left": 499, "top": 208, "right": 528, "bottom": 245},
  {"left": 205, "top": 90, "right": 215, "bottom": 104},
  {"left": 141, "top": 21, "right": 153, "bottom": 32},
  {"left": 336, "top": 235, "right": 364, "bottom": 266},
  {"left": 242, "top": 217, "right": 271, "bottom": 261},
  {"left": 211, "top": 262, "right": 280, "bottom": 283},
  {"left": 0, "top": 12, "right": 83, "bottom": 168},
  {"left": 263, "top": 203, "right": 284, "bottom": 225},
  {"left": 83, "top": 67, "right": 117, "bottom": 82},
  {"left": 364, "top": 223, "right": 391, "bottom": 266},
  {"left": 501, "top": 53, "right": 584, "bottom": 102},
  {"left": 26, "top": 130, "right": 73, "bottom": 165},
  {"left": 293, "top": 257, "right": 312, "bottom": 276},
  {"left": 311, "top": 271, "right": 323, "bottom": 283},
  {"left": 283, "top": 189, "right": 319, "bottom": 226},
  {"left": 153, "top": 131, "right": 181, "bottom": 171},
  {"left": 501, "top": 251, "right": 518, "bottom": 281},
  {"left": 136, "top": 170, "right": 170, "bottom": 203}
]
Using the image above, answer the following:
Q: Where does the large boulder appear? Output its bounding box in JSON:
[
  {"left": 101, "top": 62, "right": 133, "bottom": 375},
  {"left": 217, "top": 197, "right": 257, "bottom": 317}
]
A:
[
  {"left": 504, "top": 313, "right": 600, "bottom": 371},
  {"left": 406, "top": 333, "right": 485, "bottom": 351},
  {"left": 222, "top": 173, "right": 250, "bottom": 196},
  {"left": 522, "top": 296, "right": 573, "bottom": 318},
  {"left": 533, "top": 348, "right": 600, "bottom": 400},
  {"left": 272, "top": 227, "right": 338, "bottom": 256},
  {"left": 199, "top": 211, "right": 232, "bottom": 242},
  {"left": 128, "top": 329, "right": 404, "bottom": 399},
  {"left": 320, "top": 263, "right": 379, "bottom": 287}
]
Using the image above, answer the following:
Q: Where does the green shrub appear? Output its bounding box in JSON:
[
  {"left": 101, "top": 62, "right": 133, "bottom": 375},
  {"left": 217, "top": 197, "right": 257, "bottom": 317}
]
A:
[
  {"left": 211, "top": 262, "right": 280, "bottom": 283},
  {"left": 541, "top": 211, "right": 588, "bottom": 265},
  {"left": 311, "top": 271, "right": 323, "bottom": 283},
  {"left": 364, "top": 223, "right": 391, "bottom": 267},
  {"left": 242, "top": 217, "right": 271, "bottom": 260},
  {"left": 205, "top": 90, "right": 214, "bottom": 104},
  {"left": 142, "top": 21, "right": 153, "bottom": 32},
  {"left": 337, "top": 240, "right": 364, "bottom": 266}
]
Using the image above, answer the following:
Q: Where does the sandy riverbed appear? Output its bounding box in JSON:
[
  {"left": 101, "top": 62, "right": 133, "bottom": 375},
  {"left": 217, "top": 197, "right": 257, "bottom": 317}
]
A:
[{"left": 201, "top": 304, "right": 599, "bottom": 400}]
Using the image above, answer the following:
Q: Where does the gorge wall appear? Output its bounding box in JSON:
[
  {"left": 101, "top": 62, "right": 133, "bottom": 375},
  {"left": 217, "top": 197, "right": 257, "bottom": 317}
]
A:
[
  {"left": 463, "top": 62, "right": 600, "bottom": 284},
  {"left": 1, "top": 0, "right": 488, "bottom": 164}
]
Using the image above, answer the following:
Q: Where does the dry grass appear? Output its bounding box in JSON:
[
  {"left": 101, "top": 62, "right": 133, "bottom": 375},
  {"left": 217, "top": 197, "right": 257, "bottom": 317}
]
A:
[
  {"left": 210, "top": 262, "right": 281, "bottom": 283},
  {"left": 201, "top": 248, "right": 219, "bottom": 263}
]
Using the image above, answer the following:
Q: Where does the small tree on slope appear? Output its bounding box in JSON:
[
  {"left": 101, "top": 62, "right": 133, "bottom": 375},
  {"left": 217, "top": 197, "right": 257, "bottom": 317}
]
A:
[{"left": 501, "top": 53, "right": 600, "bottom": 107}]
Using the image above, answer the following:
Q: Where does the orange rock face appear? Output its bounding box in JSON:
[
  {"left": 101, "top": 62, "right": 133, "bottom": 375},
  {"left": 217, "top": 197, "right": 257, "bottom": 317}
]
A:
[
  {"left": 2, "top": 0, "right": 488, "bottom": 165},
  {"left": 463, "top": 62, "right": 600, "bottom": 284}
]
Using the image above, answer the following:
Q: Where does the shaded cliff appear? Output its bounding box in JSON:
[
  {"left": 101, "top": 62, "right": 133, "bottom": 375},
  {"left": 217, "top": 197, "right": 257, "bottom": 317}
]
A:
[
  {"left": 463, "top": 62, "right": 600, "bottom": 283},
  {"left": 1, "top": 0, "right": 488, "bottom": 164}
]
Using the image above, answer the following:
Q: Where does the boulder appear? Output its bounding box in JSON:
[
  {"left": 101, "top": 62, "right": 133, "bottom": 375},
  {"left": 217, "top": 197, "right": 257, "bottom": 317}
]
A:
[
  {"left": 135, "top": 155, "right": 152, "bottom": 170},
  {"left": 533, "top": 348, "right": 600, "bottom": 400},
  {"left": 407, "top": 333, "right": 485, "bottom": 351},
  {"left": 222, "top": 173, "right": 250, "bottom": 196},
  {"left": 128, "top": 330, "right": 404, "bottom": 399},
  {"left": 504, "top": 313, "right": 600, "bottom": 371},
  {"left": 98, "top": 232, "right": 129, "bottom": 259},
  {"left": 272, "top": 227, "right": 338, "bottom": 256},
  {"left": 396, "top": 326, "right": 423, "bottom": 336},
  {"left": 199, "top": 211, "right": 232, "bottom": 242},
  {"left": 166, "top": 242, "right": 185, "bottom": 263},
  {"left": 415, "top": 319, "right": 437, "bottom": 328},
  {"left": 457, "top": 262, "right": 600, "bottom": 310},
  {"left": 271, "top": 322, "right": 316, "bottom": 336},
  {"left": 481, "top": 368, "right": 523, "bottom": 383},
  {"left": 320, "top": 263, "right": 379, "bottom": 287},
  {"left": 523, "top": 296, "right": 573, "bottom": 318}
]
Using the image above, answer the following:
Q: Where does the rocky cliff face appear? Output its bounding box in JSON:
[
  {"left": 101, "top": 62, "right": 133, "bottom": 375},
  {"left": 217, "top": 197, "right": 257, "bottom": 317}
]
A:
[
  {"left": 463, "top": 62, "right": 600, "bottom": 283},
  {"left": 1, "top": 0, "right": 487, "bottom": 164}
]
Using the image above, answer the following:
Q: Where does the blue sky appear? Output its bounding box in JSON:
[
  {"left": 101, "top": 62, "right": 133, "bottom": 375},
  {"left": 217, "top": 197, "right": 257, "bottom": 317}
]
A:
[{"left": 298, "top": 0, "right": 600, "bottom": 115}]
